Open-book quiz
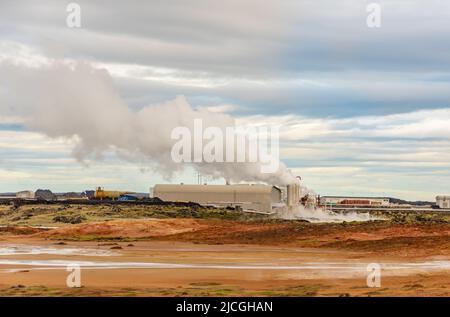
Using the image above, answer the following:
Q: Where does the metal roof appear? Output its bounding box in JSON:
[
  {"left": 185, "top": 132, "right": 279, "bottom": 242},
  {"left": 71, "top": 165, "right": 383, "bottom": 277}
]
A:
[{"left": 154, "top": 184, "right": 280, "bottom": 194}]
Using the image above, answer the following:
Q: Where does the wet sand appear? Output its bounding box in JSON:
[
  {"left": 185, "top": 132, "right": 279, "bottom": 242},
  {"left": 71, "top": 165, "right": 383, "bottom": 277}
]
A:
[
  {"left": 1, "top": 217, "right": 450, "bottom": 296},
  {"left": 1, "top": 238, "right": 449, "bottom": 296}
]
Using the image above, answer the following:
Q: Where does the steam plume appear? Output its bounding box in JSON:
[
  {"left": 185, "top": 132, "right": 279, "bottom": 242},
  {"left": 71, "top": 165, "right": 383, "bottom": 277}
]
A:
[{"left": 0, "top": 60, "right": 296, "bottom": 185}]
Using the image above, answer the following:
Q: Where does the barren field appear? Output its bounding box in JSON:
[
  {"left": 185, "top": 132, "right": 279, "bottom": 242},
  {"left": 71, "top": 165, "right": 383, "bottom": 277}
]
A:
[{"left": 0, "top": 203, "right": 449, "bottom": 296}]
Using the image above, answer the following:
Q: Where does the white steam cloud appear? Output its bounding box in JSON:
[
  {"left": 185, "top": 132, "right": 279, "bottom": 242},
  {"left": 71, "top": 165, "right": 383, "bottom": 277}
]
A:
[
  {"left": 277, "top": 205, "right": 381, "bottom": 223},
  {"left": 0, "top": 60, "right": 296, "bottom": 185}
]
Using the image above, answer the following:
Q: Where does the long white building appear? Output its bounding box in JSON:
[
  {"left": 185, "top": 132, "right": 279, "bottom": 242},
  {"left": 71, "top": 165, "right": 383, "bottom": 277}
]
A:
[
  {"left": 320, "top": 196, "right": 390, "bottom": 206},
  {"left": 153, "top": 184, "right": 282, "bottom": 213}
]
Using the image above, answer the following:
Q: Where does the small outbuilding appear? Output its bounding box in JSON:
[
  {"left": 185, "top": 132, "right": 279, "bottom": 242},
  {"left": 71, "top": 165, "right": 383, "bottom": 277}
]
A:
[{"left": 16, "top": 190, "right": 35, "bottom": 199}]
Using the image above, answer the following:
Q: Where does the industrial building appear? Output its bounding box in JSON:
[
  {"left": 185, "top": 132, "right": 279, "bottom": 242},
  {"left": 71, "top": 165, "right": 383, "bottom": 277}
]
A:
[
  {"left": 436, "top": 196, "right": 450, "bottom": 209},
  {"left": 153, "top": 184, "right": 282, "bottom": 213},
  {"left": 320, "top": 196, "right": 390, "bottom": 207}
]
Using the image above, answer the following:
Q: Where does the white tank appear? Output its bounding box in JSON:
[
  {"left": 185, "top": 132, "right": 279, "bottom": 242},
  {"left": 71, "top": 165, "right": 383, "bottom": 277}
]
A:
[{"left": 286, "top": 183, "right": 300, "bottom": 206}]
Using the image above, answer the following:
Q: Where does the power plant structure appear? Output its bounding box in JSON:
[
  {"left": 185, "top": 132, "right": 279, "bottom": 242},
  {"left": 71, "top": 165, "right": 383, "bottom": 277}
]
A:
[
  {"left": 6, "top": 184, "right": 448, "bottom": 211},
  {"left": 152, "top": 181, "right": 306, "bottom": 214},
  {"left": 436, "top": 196, "right": 450, "bottom": 209},
  {"left": 153, "top": 184, "right": 283, "bottom": 214},
  {"left": 3, "top": 181, "right": 307, "bottom": 213},
  {"left": 286, "top": 183, "right": 300, "bottom": 207}
]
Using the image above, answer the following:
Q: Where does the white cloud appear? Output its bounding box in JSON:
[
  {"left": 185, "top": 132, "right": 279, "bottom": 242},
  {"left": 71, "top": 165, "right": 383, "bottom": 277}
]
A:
[
  {"left": 241, "top": 108, "right": 450, "bottom": 141},
  {"left": 196, "top": 104, "right": 239, "bottom": 113}
]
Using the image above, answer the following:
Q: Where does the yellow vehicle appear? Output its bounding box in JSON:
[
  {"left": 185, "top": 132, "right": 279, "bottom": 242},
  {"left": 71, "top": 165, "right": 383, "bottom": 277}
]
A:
[{"left": 94, "top": 187, "right": 132, "bottom": 200}]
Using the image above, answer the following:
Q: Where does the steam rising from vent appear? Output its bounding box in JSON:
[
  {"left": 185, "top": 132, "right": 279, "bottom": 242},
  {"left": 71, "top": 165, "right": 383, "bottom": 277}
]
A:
[
  {"left": 0, "top": 60, "right": 296, "bottom": 185},
  {"left": 277, "top": 205, "right": 381, "bottom": 223}
]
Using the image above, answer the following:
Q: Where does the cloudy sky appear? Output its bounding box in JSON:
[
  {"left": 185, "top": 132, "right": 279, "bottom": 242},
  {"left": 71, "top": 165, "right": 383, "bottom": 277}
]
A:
[{"left": 1, "top": 0, "right": 450, "bottom": 200}]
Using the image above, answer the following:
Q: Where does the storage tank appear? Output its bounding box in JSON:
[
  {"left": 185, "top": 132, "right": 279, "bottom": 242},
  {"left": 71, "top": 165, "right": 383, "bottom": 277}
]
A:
[
  {"left": 286, "top": 183, "right": 300, "bottom": 207},
  {"left": 436, "top": 196, "right": 450, "bottom": 209},
  {"left": 94, "top": 187, "right": 131, "bottom": 200}
]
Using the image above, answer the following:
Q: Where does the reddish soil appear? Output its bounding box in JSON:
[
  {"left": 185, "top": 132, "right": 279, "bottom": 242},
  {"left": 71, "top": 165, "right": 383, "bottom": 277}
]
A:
[
  {"left": 25, "top": 218, "right": 450, "bottom": 258},
  {"left": 1, "top": 219, "right": 450, "bottom": 296},
  {"left": 0, "top": 226, "right": 43, "bottom": 235},
  {"left": 38, "top": 218, "right": 209, "bottom": 240}
]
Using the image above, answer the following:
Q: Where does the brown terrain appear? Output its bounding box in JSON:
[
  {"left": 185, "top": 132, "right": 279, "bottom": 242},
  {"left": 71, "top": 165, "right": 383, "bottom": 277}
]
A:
[
  {"left": 35, "top": 218, "right": 450, "bottom": 258},
  {"left": 0, "top": 203, "right": 449, "bottom": 296}
]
